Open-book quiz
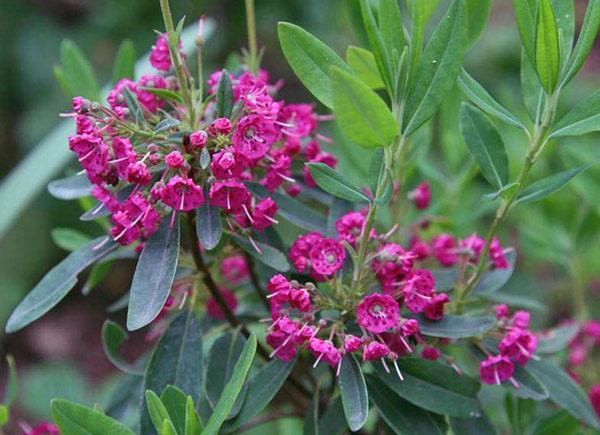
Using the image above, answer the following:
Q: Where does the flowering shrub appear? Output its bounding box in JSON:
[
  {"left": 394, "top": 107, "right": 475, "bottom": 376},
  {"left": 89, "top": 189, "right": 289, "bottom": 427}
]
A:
[{"left": 2, "top": 0, "right": 600, "bottom": 434}]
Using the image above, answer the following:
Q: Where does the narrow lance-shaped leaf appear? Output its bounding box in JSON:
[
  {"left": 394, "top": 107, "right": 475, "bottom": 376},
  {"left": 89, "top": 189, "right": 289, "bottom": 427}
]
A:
[
  {"left": 5, "top": 236, "right": 117, "bottom": 333},
  {"left": 378, "top": 0, "right": 406, "bottom": 60},
  {"left": 466, "top": 0, "right": 493, "bottom": 48},
  {"left": 373, "top": 358, "right": 481, "bottom": 418},
  {"left": 47, "top": 174, "right": 92, "bottom": 200},
  {"left": 450, "top": 414, "right": 497, "bottom": 435},
  {"left": 550, "top": 90, "right": 600, "bottom": 138},
  {"left": 561, "top": 0, "right": 600, "bottom": 86},
  {"left": 303, "top": 386, "right": 319, "bottom": 435},
  {"left": 101, "top": 320, "right": 144, "bottom": 375},
  {"left": 473, "top": 250, "right": 517, "bottom": 295},
  {"left": 458, "top": 69, "right": 526, "bottom": 130},
  {"left": 185, "top": 395, "right": 203, "bottom": 435},
  {"left": 418, "top": 314, "right": 496, "bottom": 339},
  {"left": 127, "top": 217, "right": 180, "bottom": 331},
  {"left": 366, "top": 375, "right": 447, "bottom": 435},
  {"left": 516, "top": 163, "right": 596, "bottom": 204},
  {"left": 308, "top": 162, "right": 370, "bottom": 203},
  {"left": 338, "top": 354, "right": 369, "bottom": 432},
  {"left": 512, "top": 0, "right": 538, "bottom": 65},
  {"left": 277, "top": 22, "right": 350, "bottom": 109},
  {"left": 3, "top": 355, "right": 18, "bottom": 407},
  {"left": 231, "top": 233, "right": 290, "bottom": 272},
  {"left": 535, "top": 0, "right": 561, "bottom": 93},
  {"left": 359, "top": 0, "right": 394, "bottom": 94},
  {"left": 223, "top": 357, "right": 297, "bottom": 432},
  {"left": 51, "top": 228, "right": 92, "bottom": 252},
  {"left": 196, "top": 187, "right": 222, "bottom": 250},
  {"left": 408, "top": 0, "right": 443, "bottom": 82},
  {"left": 141, "top": 310, "right": 203, "bottom": 435},
  {"left": 51, "top": 399, "right": 135, "bottom": 435},
  {"left": 537, "top": 323, "right": 580, "bottom": 354},
  {"left": 203, "top": 334, "right": 257, "bottom": 435},
  {"left": 521, "top": 50, "right": 545, "bottom": 122},
  {"left": 160, "top": 386, "right": 189, "bottom": 435},
  {"left": 403, "top": 0, "right": 468, "bottom": 135},
  {"left": 346, "top": 46, "right": 384, "bottom": 90},
  {"left": 56, "top": 39, "right": 100, "bottom": 100},
  {"left": 112, "top": 39, "right": 136, "bottom": 84},
  {"left": 216, "top": 69, "right": 233, "bottom": 118},
  {"left": 330, "top": 66, "right": 398, "bottom": 148},
  {"left": 459, "top": 104, "right": 509, "bottom": 190},
  {"left": 509, "top": 364, "right": 550, "bottom": 401},
  {"left": 145, "top": 390, "right": 172, "bottom": 433}
]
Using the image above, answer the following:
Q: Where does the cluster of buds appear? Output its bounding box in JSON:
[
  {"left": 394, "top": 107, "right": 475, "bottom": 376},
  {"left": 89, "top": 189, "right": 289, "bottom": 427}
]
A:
[
  {"left": 478, "top": 305, "right": 539, "bottom": 386},
  {"left": 66, "top": 33, "right": 335, "bottom": 247}
]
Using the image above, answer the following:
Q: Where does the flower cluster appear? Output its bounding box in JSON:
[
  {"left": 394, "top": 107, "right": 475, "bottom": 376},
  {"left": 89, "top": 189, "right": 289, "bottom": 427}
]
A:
[
  {"left": 430, "top": 233, "right": 509, "bottom": 269},
  {"left": 478, "top": 305, "right": 538, "bottom": 386},
  {"left": 66, "top": 33, "right": 335, "bottom": 247}
]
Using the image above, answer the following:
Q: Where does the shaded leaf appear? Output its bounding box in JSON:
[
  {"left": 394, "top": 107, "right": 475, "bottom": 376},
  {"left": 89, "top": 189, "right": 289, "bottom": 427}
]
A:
[
  {"left": 551, "top": 90, "right": 600, "bottom": 138},
  {"left": 57, "top": 40, "right": 100, "bottom": 100},
  {"left": 51, "top": 228, "right": 92, "bottom": 252},
  {"left": 216, "top": 69, "right": 233, "bottom": 118},
  {"left": 160, "top": 386, "right": 188, "bottom": 435},
  {"left": 231, "top": 234, "right": 289, "bottom": 272},
  {"left": 3, "top": 355, "right": 18, "bottom": 407},
  {"left": 418, "top": 314, "right": 496, "bottom": 339},
  {"left": 303, "top": 386, "right": 319, "bottom": 435},
  {"left": 537, "top": 323, "right": 580, "bottom": 353},
  {"left": 145, "top": 390, "right": 171, "bottom": 433},
  {"left": 561, "top": 0, "right": 600, "bottom": 85},
  {"left": 338, "top": 354, "right": 368, "bottom": 431},
  {"left": 532, "top": 410, "right": 580, "bottom": 435},
  {"left": 112, "top": 39, "right": 135, "bottom": 84},
  {"left": 473, "top": 250, "right": 517, "bottom": 295},
  {"left": 535, "top": 0, "right": 561, "bottom": 92},
  {"left": 516, "top": 164, "right": 596, "bottom": 204},
  {"left": 48, "top": 175, "right": 92, "bottom": 200},
  {"left": 101, "top": 320, "right": 144, "bottom": 375},
  {"left": 307, "top": 162, "right": 370, "bottom": 203},
  {"left": 512, "top": 0, "right": 538, "bottom": 65},
  {"left": 196, "top": 187, "right": 222, "bottom": 250},
  {"left": 51, "top": 399, "right": 134, "bottom": 435},
  {"left": 450, "top": 413, "right": 497, "bottom": 435},
  {"left": 466, "top": 0, "right": 493, "bottom": 48}
]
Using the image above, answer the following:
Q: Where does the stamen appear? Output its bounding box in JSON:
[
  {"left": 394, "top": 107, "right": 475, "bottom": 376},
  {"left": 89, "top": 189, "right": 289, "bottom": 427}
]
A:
[
  {"left": 381, "top": 358, "right": 390, "bottom": 373},
  {"left": 393, "top": 360, "right": 404, "bottom": 381}
]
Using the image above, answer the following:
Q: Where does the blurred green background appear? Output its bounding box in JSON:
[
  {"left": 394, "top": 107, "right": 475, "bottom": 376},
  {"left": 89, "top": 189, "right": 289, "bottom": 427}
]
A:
[{"left": 0, "top": 0, "right": 598, "bottom": 432}]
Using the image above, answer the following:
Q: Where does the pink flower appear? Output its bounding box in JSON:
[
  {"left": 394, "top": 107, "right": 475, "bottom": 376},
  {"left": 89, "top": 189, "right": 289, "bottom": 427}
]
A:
[
  {"left": 261, "top": 155, "right": 292, "bottom": 191},
  {"left": 290, "top": 287, "right": 312, "bottom": 312},
  {"left": 111, "top": 137, "right": 137, "bottom": 180},
  {"left": 308, "top": 338, "right": 341, "bottom": 367},
  {"left": 150, "top": 33, "right": 172, "bottom": 71},
  {"left": 165, "top": 151, "right": 185, "bottom": 169},
  {"left": 402, "top": 269, "right": 436, "bottom": 313},
  {"left": 423, "top": 293, "right": 450, "bottom": 321},
  {"left": 220, "top": 255, "right": 249, "bottom": 285},
  {"left": 161, "top": 176, "right": 205, "bottom": 211},
  {"left": 107, "top": 78, "right": 137, "bottom": 109},
  {"left": 422, "top": 347, "right": 441, "bottom": 360},
  {"left": 479, "top": 355, "right": 514, "bottom": 385},
  {"left": 303, "top": 152, "right": 337, "bottom": 187},
  {"left": 499, "top": 328, "right": 538, "bottom": 365},
  {"left": 208, "top": 117, "right": 233, "bottom": 137},
  {"left": 363, "top": 341, "right": 390, "bottom": 361},
  {"left": 189, "top": 130, "right": 208, "bottom": 149},
  {"left": 460, "top": 234, "right": 485, "bottom": 262},
  {"left": 335, "top": 211, "right": 368, "bottom": 247},
  {"left": 75, "top": 115, "right": 95, "bottom": 134},
  {"left": 136, "top": 74, "right": 168, "bottom": 112},
  {"left": 490, "top": 237, "right": 509, "bottom": 269},
  {"left": 432, "top": 234, "right": 458, "bottom": 267},
  {"left": 583, "top": 320, "right": 600, "bottom": 345},
  {"left": 209, "top": 180, "right": 251, "bottom": 214},
  {"left": 372, "top": 243, "right": 414, "bottom": 293},
  {"left": 25, "top": 422, "right": 60, "bottom": 435},
  {"left": 400, "top": 319, "right": 420, "bottom": 336},
  {"left": 356, "top": 294, "right": 399, "bottom": 334},
  {"left": 92, "top": 186, "right": 119, "bottom": 212},
  {"left": 232, "top": 115, "right": 278, "bottom": 161},
  {"left": 409, "top": 182, "right": 431, "bottom": 210},
  {"left": 206, "top": 288, "right": 238, "bottom": 320},
  {"left": 409, "top": 236, "right": 430, "bottom": 261},
  {"left": 511, "top": 310, "right": 530, "bottom": 329},
  {"left": 127, "top": 161, "right": 152, "bottom": 186},
  {"left": 252, "top": 197, "right": 278, "bottom": 231},
  {"left": 344, "top": 335, "right": 362, "bottom": 353},
  {"left": 588, "top": 384, "right": 600, "bottom": 418},
  {"left": 110, "top": 192, "right": 160, "bottom": 245},
  {"left": 266, "top": 316, "right": 298, "bottom": 361},
  {"left": 278, "top": 103, "right": 317, "bottom": 148},
  {"left": 494, "top": 304, "right": 509, "bottom": 319},
  {"left": 568, "top": 343, "right": 588, "bottom": 366},
  {"left": 72, "top": 96, "right": 88, "bottom": 113},
  {"left": 289, "top": 232, "right": 324, "bottom": 277},
  {"left": 210, "top": 147, "right": 246, "bottom": 179},
  {"left": 68, "top": 133, "right": 109, "bottom": 183},
  {"left": 309, "top": 237, "right": 345, "bottom": 276}
]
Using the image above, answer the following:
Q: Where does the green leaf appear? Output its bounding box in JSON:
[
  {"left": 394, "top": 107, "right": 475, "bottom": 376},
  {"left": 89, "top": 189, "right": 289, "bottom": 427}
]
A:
[
  {"left": 196, "top": 187, "right": 222, "bottom": 250},
  {"left": 246, "top": 182, "right": 327, "bottom": 233},
  {"left": 205, "top": 332, "right": 248, "bottom": 419},
  {"left": 101, "top": 320, "right": 144, "bottom": 375},
  {"left": 5, "top": 237, "right": 117, "bottom": 333},
  {"left": 127, "top": 217, "right": 180, "bottom": 331},
  {"left": 142, "top": 310, "right": 203, "bottom": 435},
  {"left": 231, "top": 234, "right": 289, "bottom": 272},
  {"left": 366, "top": 375, "right": 447, "bottom": 435},
  {"left": 473, "top": 250, "right": 517, "bottom": 295},
  {"left": 521, "top": 50, "right": 545, "bottom": 122},
  {"left": 51, "top": 399, "right": 135, "bottom": 435},
  {"left": 379, "top": 0, "right": 406, "bottom": 59},
  {"left": 146, "top": 390, "right": 172, "bottom": 433},
  {"left": 512, "top": 0, "right": 538, "bottom": 65},
  {"left": 48, "top": 174, "right": 92, "bottom": 200},
  {"left": 51, "top": 228, "right": 92, "bottom": 252},
  {"left": 161, "top": 386, "right": 188, "bottom": 435},
  {"left": 537, "top": 323, "right": 580, "bottom": 354},
  {"left": 459, "top": 103, "right": 509, "bottom": 189},
  {"left": 216, "top": 69, "right": 233, "bottom": 118},
  {"left": 532, "top": 411, "right": 580, "bottom": 435},
  {"left": 516, "top": 164, "right": 595, "bottom": 204},
  {"left": 359, "top": 0, "right": 394, "bottom": 93},
  {"left": 0, "top": 405, "right": 7, "bottom": 428},
  {"left": 141, "top": 87, "right": 184, "bottom": 104},
  {"left": 509, "top": 365, "right": 550, "bottom": 401},
  {"left": 317, "top": 396, "right": 346, "bottom": 435},
  {"left": 81, "top": 260, "right": 112, "bottom": 295},
  {"left": 374, "top": 358, "right": 481, "bottom": 418},
  {"left": 552, "top": 0, "right": 575, "bottom": 67},
  {"left": 403, "top": 0, "right": 467, "bottom": 135},
  {"left": 122, "top": 87, "right": 146, "bottom": 126},
  {"left": 3, "top": 355, "right": 18, "bottom": 407},
  {"left": 185, "top": 395, "right": 203, "bottom": 435},
  {"left": 458, "top": 69, "right": 526, "bottom": 130},
  {"left": 408, "top": 0, "right": 443, "bottom": 82},
  {"left": 535, "top": 0, "right": 561, "bottom": 93},
  {"left": 561, "top": 0, "right": 600, "bottom": 85},
  {"left": 338, "top": 354, "right": 368, "bottom": 432},
  {"left": 484, "top": 182, "right": 521, "bottom": 201},
  {"left": 57, "top": 40, "right": 100, "bottom": 100},
  {"left": 525, "top": 358, "right": 600, "bottom": 429},
  {"left": 450, "top": 414, "right": 497, "bottom": 435},
  {"left": 466, "top": 0, "right": 493, "bottom": 48},
  {"left": 112, "top": 39, "right": 135, "bottom": 83},
  {"left": 303, "top": 387, "right": 319, "bottom": 435},
  {"left": 162, "top": 419, "right": 178, "bottom": 435},
  {"left": 417, "top": 314, "right": 496, "bottom": 339},
  {"left": 330, "top": 67, "right": 398, "bottom": 148},
  {"left": 277, "top": 22, "right": 350, "bottom": 108},
  {"left": 223, "top": 357, "right": 297, "bottom": 433},
  {"left": 551, "top": 89, "right": 600, "bottom": 137},
  {"left": 346, "top": 46, "right": 384, "bottom": 89},
  {"left": 202, "top": 334, "right": 257, "bottom": 435},
  {"left": 307, "top": 162, "right": 370, "bottom": 203}
]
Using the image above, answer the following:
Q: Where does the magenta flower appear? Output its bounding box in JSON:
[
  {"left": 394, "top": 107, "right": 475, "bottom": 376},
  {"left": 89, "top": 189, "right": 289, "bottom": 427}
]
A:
[
  {"left": 220, "top": 255, "right": 249, "bottom": 285},
  {"left": 356, "top": 294, "right": 399, "bottom": 334},
  {"left": 335, "top": 211, "right": 370, "bottom": 247},
  {"left": 252, "top": 197, "right": 278, "bottom": 231},
  {"left": 206, "top": 288, "right": 238, "bottom": 320},
  {"left": 402, "top": 269, "right": 436, "bottom": 313},
  {"left": 25, "top": 422, "right": 60, "bottom": 435},
  {"left": 189, "top": 130, "right": 208, "bottom": 149},
  {"left": 308, "top": 338, "right": 341, "bottom": 367},
  {"left": 423, "top": 292, "right": 450, "bottom": 321},
  {"left": 344, "top": 335, "right": 362, "bottom": 353},
  {"left": 480, "top": 355, "right": 514, "bottom": 385},
  {"left": 409, "top": 181, "right": 431, "bottom": 210},
  {"left": 208, "top": 117, "right": 232, "bottom": 136},
  {"left": 499, "top": 328, "right": 538, "bottom": 365},
  {"left": 136, "top": 74, "right": 168, "bottom": 112},
  {"left": 309, "top": 237, "right": 345, "bottom": 276},
  {"left": 210, "top": 147, "right": 245, "bottom": 179},
  {"left": 588, "top": 384, "right": 600, "bottom": 418},
  {"left": 209, "top": 180, "right": 251, "bottom": 214},
  {"left": 232, "top": 114, "right": 278, "bottom": 161},
  {"left": 149, "top": 33, "right": 173, "bottom": 71},
  {"left": 421, "top": 346, "right": 441, "bottom": 360},
  {"left": 363, "top": 341, "right": 390, "bottom": 361},
  {"left": 161, "top": 176, "right": 205, "bottom": 211},
  {"left": 490, "top": 237, "right": 509, "bottom": 269},
  {"left": 165, "top": 151, "right": 185, "bottom": 169},
  {"left": 432, "top": 234, "right": 458, "bottom": 267}
]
